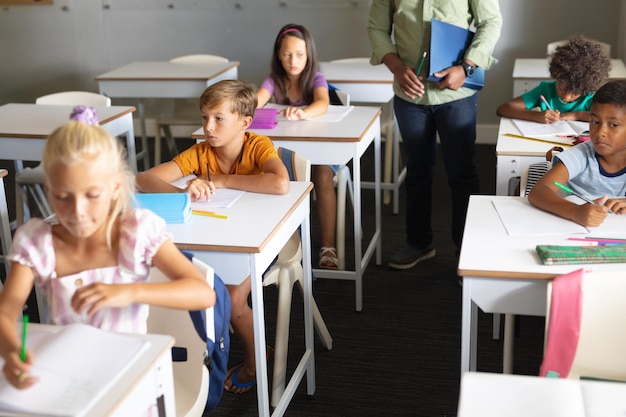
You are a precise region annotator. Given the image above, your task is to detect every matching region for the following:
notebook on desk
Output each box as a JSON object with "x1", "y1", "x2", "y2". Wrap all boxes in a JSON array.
[
  {"x1": 512, "y1": 118, "x2": 589, "y2": 138},
  {"x1": 134, "y1": 192, "x2": 192, "y2": 223},
  {"x1": 0, "y1": 323, "x2": 150, "y2": 417},
  {"x1": 427, "y1": 19, "x2": 485, "y2": 90}
]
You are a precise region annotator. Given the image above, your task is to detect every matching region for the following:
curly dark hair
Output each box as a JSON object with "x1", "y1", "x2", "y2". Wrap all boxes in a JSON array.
[{"x1": 549, "y1": 35, "x2": 611, "y2": 95}]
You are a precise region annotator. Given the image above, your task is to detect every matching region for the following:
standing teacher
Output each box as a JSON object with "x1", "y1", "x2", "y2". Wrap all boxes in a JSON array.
[{"x1": 368, "y1": 0, "x2": 502, "y2": 269}]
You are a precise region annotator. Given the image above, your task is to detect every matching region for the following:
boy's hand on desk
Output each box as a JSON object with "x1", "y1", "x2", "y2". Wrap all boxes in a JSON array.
[{"x1": 187, "y1": 178, "x2": 215, "y2": 202}]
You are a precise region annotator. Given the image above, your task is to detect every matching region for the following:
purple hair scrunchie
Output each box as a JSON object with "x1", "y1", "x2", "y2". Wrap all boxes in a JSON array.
[{"x1": 70, "y1": 105, "x2": 99, "y2": 125}]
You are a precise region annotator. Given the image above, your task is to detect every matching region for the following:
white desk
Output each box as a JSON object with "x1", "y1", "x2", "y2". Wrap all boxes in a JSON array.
[
  {"x1": 194, "y1": 106, "x2": 383, "y2": 312},
  {"x1": 458, "y1": 195, "x2": 626, "y2": 374},
  {"x1": 320, "y1": 60, "x2": 405, "y2": 213},
  {"x1": 2, "y1": 323, "x2": 175, "y2": 417},
  {"x1": 0, "y1": 103, "x2": 137, "y2": 172},
  {"x1": 96, "y1": 60, "x2": 239, "y2": 169},
  {"x1": 167, "y1": 181, "x2": 314, "y2": 417},
  {"x1": 512, "y1": 58, "x2": 626, "y2": 96},
  {"x1": 495, "y1": 117, "x2": 569, "y2": 195},
  {"x1": 458, "y1": 372, "x2": 626, "y2": 417}
]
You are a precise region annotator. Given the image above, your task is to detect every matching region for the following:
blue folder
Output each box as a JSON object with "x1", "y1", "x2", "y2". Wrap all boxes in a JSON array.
[
  {"x1": 427, "y1": 19, "x2": 485, "y2": 90},
  {"x1": 134, "y1": 193, "x2": 191, "y2": 223}
]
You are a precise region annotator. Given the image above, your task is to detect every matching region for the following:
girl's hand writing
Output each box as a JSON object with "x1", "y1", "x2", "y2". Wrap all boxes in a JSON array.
[{"x1": 2, "y1": 350, "x2": 38, "y2": 389}]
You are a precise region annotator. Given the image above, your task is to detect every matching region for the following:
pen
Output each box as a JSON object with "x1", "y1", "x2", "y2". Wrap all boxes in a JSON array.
[
  {"x1": 192, "y1": 209, "x2": 228, "y2": 219},
  {"x1": 20, "y1": 314, "x2": 28, "y2": 362},
  {"x1": 540, "y1": 95, "x2": 553, "y2": 111},
  {"x1": 416, "y1": 51, "x2": 427, "y2": 76},
  {"x1": 553, "y1": 181, "x2": 613, "y2": 213}
]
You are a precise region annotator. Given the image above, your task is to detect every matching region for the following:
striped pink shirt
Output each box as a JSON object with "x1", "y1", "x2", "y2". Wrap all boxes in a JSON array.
[{"x1": 8, "y1": 209, "x2": 169, "y2": 334}]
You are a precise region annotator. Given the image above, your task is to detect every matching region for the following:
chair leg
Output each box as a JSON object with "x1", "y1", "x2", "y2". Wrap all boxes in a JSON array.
[
  {"x1": 296, "y1": 278, "x2": 333, "y2": 350},
  {"x1": 154, "y1": 123, "x2": 163, "y2": 165},
  {"x1": 163, "y1": 125, "x2": 179, "y2": 158},
  {"x1": 271, "y1": 266, "x2": 297, "y2": 408},
  {"x1": 335, "y1": 166, "x2": 350, "y2": 270}
]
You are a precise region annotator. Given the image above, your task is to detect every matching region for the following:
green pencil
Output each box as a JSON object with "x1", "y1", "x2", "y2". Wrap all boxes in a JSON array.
[
  {"x1": 20, "y1": 314, "x2": 29, "y2": 362},
  {"x1": 416, "y1": 51, "x2": 427, "y2": 76}
]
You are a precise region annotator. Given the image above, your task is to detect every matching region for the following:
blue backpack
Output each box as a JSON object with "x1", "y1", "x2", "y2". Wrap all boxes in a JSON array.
[{"x1": 182, "y1": 251, "x2": 232, "y2": 412}]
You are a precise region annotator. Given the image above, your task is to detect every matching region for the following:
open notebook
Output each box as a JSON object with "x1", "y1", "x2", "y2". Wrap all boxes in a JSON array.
[
  {"x1": 0, "y1": 323, "x2": 150, "y2": 417},
  {"x1": 170, "y1": 175, "x2": 245, "y2": 209},
  {"x1": 512, "y1": 118, "x2": 589, "y2": 138}
]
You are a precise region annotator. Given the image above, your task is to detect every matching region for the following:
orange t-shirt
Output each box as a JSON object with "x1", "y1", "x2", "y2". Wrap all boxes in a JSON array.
[{"x1": 172, "y1": 132, "x2": 278, "y2": 177}]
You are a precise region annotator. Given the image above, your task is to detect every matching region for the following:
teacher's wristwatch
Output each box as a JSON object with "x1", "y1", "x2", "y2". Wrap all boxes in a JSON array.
[{"x1": 458, "y1": 60, "x2": 476, "y2": 78}]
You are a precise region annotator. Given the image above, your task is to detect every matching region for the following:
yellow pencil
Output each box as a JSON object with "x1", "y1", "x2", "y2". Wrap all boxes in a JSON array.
[
  {"x1": 192, "y1": 209, "x2": 228, "y2": 219},
  {"x1": 503, "y1": 133, "x2": 574, "y2": 147}
]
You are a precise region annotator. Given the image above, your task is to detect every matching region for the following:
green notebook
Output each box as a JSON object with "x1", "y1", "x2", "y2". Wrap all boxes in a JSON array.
[{"x1": 536, "y1": 244, "x2": 626, "y2": 265}]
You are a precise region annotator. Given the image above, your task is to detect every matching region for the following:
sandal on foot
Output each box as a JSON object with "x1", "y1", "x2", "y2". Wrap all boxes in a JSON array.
[
  {"x1": 319, "y1": 247, "x2": 339, "y2": 270},
  {"x1": 224, "y1": 363, "x2": 256, "y2": 394}
]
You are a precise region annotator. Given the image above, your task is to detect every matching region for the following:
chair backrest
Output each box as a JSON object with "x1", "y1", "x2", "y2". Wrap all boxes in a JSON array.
[
  {"x1": 520, "y1": 161, "x2": 551, "y2": 197},
  {"x1": 540, "y1": 268, "x2": 626, "y2": 381},
  {"x1": 35, "y1": 91, "x2": 111, "y2": 107},
  {"x1": 170, "y1": 54, "x2": 229, "y2": 64},
  {"x1": 547, "y1": 40, "x2": 611, "y2": 58},
  {"x1": 147, "y1": 259, "x2": 215, "y2": 417},
  {"x1": 277, "y1": 147, "x2": 311, "y2": 183}
]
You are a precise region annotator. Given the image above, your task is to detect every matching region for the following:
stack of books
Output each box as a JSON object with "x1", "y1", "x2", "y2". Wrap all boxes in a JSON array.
[{"x1": 134, "y1": 193, "x2": 191, "y2": 223}]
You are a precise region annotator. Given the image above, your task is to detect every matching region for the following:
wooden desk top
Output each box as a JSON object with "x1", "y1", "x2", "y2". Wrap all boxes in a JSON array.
[
  {"x1": 95, "y1": 60, "x2": 240, "y2": 81},
  {"x1": 458, "y1": 195, "x2": 626, "y2": 280},
  {"x1": 513, "y1": 58, "x2": 626, "y2": 79},
  {"x1": 0, "y1": 103, "x2": 135, "y2": 138},
  {"x1": 167, "y1": 181, "x2": 312, "y2": 253}
]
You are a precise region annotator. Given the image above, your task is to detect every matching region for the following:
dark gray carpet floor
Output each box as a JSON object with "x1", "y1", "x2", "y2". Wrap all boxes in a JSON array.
[{"x1": 0, "y1": 142, "x2": 546, "y2": 417}]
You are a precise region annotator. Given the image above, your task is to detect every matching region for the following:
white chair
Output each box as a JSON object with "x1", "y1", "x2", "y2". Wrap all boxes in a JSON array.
[
  {"x1": 148, "y1": 258, "x2": 214, "y2": 417},
  {"x1": 540, "y1": 268, "x2": 626, "y2": 381},
  {"x1": 547, "y1": 40, "x2": 611, "y2": 58},
  {"x1": 154, "y1": 54, "x2": 229, "y2": 163},
  {"x1": 264, "y1": 147, "x2": 333, "y2": 407},
  {"x1": 15, "y1": 91, "x2": 112, "y2": 225}
]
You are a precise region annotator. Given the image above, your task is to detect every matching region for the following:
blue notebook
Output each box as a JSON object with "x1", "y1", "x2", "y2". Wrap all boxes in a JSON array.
[
  {"x1": 427, "y1": 19, "x2": 485, "y2": 90},
  {"x1": 134, "y1": 193, "x2": 191, "y2": 223}
]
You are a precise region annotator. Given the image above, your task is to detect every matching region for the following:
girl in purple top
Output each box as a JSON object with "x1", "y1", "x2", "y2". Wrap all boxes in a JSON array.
[{"x1": 256, "y1": 24, "x2": 340, "y2": 275}]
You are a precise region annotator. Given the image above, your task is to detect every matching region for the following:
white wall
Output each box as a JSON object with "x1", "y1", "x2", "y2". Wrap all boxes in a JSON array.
[{"x1": 0, "y1": 0, "x2": 622, "y2": 141}]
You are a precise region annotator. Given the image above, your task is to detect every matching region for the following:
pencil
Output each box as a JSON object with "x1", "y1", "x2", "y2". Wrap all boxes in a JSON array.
[
  {"x1": 20, "y1": 314, "x2": 28, "y2": 362},
  {"x1": 540, "y1": 95, "x2": 553, "y2": 111},
  {"x1": 192, "y1": 209, "x2": 228, "y2": 219},
  {"x1": 416, "y1": 51, "x2": 427, "y2": 76},
  {"x1": 206, "y1": 162, "x2": 211, "y2": 181},
  {"x1": 553, "y1": 181, "x2": 613, "y2": 213}
]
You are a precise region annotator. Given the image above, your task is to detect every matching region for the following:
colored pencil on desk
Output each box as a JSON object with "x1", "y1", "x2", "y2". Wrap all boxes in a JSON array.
[
  {"x1": 503, "y1": 133, "x2": 574, "y2": 147},
  {"x1": 192, "y1": 209, "x2": 228, "y2": 219}
]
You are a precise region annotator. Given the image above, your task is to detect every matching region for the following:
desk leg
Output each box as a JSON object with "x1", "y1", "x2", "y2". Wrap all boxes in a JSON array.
[
  {"x1": 300, "y1": 213, "x2": 316, "y2": 395},
  {"x1": 461, "y1": 276, "x2": 478, "y2": 374},
  {"x1": 374, "y1": 124, "x2": 382, "y2": 267},
  {"x1": 502, "y1": 314, "x2": 515, "y2": 374},
  {"x1": 352, "y1": 146, "x2": 364, "y2": 312},
  {"x1": 250, "y1": 255, "x2": 271, "y2": 417}
]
